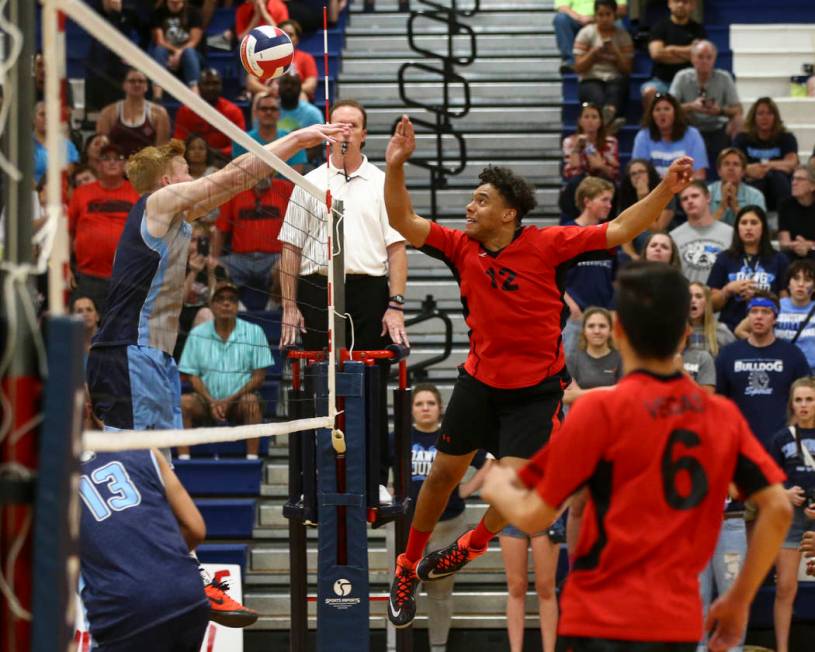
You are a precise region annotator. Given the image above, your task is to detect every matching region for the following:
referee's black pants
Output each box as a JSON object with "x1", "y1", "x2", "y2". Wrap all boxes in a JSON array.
[{"x1": 297, "y1": 273, "x2": 392, "y2": 486}]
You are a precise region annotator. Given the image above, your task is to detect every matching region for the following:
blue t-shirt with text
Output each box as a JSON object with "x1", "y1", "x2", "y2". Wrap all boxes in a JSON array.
[
  {"x1": 561, "y1": 219, "x2": 617, "y2": 311},
  {"x1": 770, "y1": 426, "x2": 815, "y2": 491},
  {"x1": 631, "y1": 126, "x2": 709, "y2": 177},
  {"x1": 775, "y1": 297, "x2": 815, "y2": 372}
]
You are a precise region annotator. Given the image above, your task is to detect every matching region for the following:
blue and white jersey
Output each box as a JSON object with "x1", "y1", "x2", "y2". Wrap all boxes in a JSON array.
[
  {"x1": 93, "y1": 194, "x2": 192, "y2": 355},
  {"x1": 79, "y1": 450, "x2": 206, "y2": 644}
]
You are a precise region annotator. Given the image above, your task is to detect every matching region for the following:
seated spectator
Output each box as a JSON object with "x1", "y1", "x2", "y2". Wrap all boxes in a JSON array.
[
  {"x1": 561, "y1": 177, "x2": 617, "y2": 357},
  {"x1": 564, "y1": 307, "x2": 621, "y2": 406},
  {"x1": 173, "y1": 69, "x2": 246, "y2": 162},
  {"x1": 67, "y1": 143, "x2": 140, "y2": 314},
  {"x1": 82, "y1": 134, "x2": 110, "y2": 178},
  {"x1": 149, "y1": 0, "x2": 205, "y2": 100},
  {"x1": 688, "y1": 281, "x2": 735, "y2": 356},
  {"x1": 709, "y1": 148, "x2": 766, "y2": 226},
  {"x1": 573, "y1": 0, "x2": 633, "y2": 133},
  {"x1": 639, "y1": 231, "x2": 681, "y2": 269},
  {"x1": 778, "y1": 164, "x2": 815, "y2": 260},
  {"x1": 71, "y1": 294, "x2": 100, "y2": 357},
  {"x1": 554, "y1": 0, "x2": 627, "y2": 73},
  {"x1": 640, "y1": 0, "x2": 706, "y2": 110},
  {"x1": 183, "y1": 133, "x2": 220, "y2": 223},
  {"x1": 670, "y1": 181, "x2": 733, "y2": 283},
  {"x1": 96, "y1": 68, "x2": 171, "y2": 159},
  {"x1": 632, "y1": 93, "x2": 708, "y2": 180},
  {"x1": 617, "y1": 159, "x2": 675, "y2": 257},
  {"x1": 83, "y1": 0, "x2": 141, "y2": 111},
  {"x1": 232, "y1": 92, "x2": 307, "y2": 173},
  {"x1": 278, "y1": 20, "x2": 318, "y2": 101},
  {"x1": 33, "y1": 101, "x2": 79, "y2": 184},
  {"x1": 734, "y1": 97, "x2": 799, "y2": 211},
  {"x1": 236, "y1": 0, "x2": 288, "y2": 40},
  {"x1": 70, "y1": 165, "x2": 97, "y2": 191},
  {"x1": 769, "y1": 377, "x2": 815, "y2": 652},
  {"x1": 559, "y1": 102, "x2": 619, "y2": 221},
  {"x1": 178, "y1": 280, "x2": 273, "y2": 459},
  {"x1": 708, "y1": 206, "x2": 788, "y2": 333},
  {"x1": 670, "y1": 40, "x2": 742, "y2": 178},
  {"x1": 278, "y1": 74, "x2": 324, "y2": 166},
  {"x1": 773, "y1": 259, "x2": 815, "y2": 372},
  {"x1": 173, "y1": 222, "x2": 217, "y2": 361},
  {"x1": 212, "y1": 175, "x2": 295, "y2": 310},
  {"x1": 679, "y1": 334, "x2": 715, "y2": 391}
]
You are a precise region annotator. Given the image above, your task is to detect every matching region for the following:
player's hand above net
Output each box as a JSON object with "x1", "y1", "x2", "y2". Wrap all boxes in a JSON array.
[
  {"x1": 386, "y1": 115, "x2": 416, "y2": 167},
  {"x1": 662, "y1": 156, "x2": 695, "y2": 195}
]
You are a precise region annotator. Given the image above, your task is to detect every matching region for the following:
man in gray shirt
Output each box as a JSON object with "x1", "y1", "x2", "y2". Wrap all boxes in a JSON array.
[
  {"x1": 670, "y1": 40, "x2": 742, "y2": 178},
  {"x1": 670, "y1": 181, "x2": 734, "y2": 284}
]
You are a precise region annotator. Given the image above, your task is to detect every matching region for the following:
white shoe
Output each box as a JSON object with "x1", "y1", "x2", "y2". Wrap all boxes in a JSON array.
[{"x1": 379, "y1": 484, "x2": 393, "y2": 505}]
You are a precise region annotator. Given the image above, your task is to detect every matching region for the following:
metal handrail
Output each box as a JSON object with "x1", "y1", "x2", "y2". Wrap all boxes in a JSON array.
[{"x1": 403, "y1": 295, "x2": 454, "y2": 382}]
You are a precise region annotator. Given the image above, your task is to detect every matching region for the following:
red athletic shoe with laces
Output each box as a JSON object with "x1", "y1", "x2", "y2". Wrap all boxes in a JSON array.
[
  {"x1": 416, "y1": 530, "x2": 487, "y2": 582},
  {"x1": 387, "y1": 554, "x2": 420, "y2": 628},
  {"x1": 205, "y1": 579, "x2": 259, "y2": 628}
]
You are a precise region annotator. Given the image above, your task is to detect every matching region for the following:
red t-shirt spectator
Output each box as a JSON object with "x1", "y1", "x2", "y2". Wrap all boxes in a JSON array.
[
  {"x1": 216, "y1": 179, "x2": 294, "y2": 254},
  {"x1": 173, "y1": 98, "x2": 246, "y2": 157},
  {"x1": 68, "y1": 180, "x2": 140, "y2": 278},
  {"x1": 235, "y1": 0, "x2": 289, "y2": 37},
  {"x1": 290, "y1": 49, "x2": 318, "y2": 96}
]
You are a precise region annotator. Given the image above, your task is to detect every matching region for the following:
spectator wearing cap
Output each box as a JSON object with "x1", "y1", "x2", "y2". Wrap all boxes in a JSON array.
[
  {"x1": 708, "y1": 148, "x2": 767, "y2": 226},
  {"x1": 778, "y1": 164, "x2": 815, "y2": 260},
  {"x1": 232, "y1": 92, "x2": 307, "y2": 173},
  {"x1": 178, "y1": 280, "x2": 274, "y2": 460},
  {"x1": 173, "y1": 68, "x2": 246, "y2": 162},
  {"x1": 669, "y1": 40, "x2": 742, "y2": 179},
  {"x1": 67, "y1": 142, "x2": 140, "y2": 314}
]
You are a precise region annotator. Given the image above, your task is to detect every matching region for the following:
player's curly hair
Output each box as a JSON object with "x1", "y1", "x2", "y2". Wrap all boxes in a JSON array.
[
  {"x1": 478, "y1": 166, "x2": 537, "y2": 223},
  {"x1": 126, "y1": 139, "x2": 186, "y2": 194}
]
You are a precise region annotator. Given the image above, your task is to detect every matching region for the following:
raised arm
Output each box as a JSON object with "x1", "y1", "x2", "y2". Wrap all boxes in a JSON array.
[
  {"x1": 146, "y1": 123, "x2": 348, "y2": 237},
  {"x1": 605, "y1": 156, "x2": 694, "y2": 248},
  {"x1": 384, "y1": 116, "x2": 432, "y2": 248}
]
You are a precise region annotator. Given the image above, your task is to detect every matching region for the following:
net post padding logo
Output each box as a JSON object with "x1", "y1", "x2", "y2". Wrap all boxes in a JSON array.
[{"x1": 326, "y1": 578, "x2": 360, "y2": 610}]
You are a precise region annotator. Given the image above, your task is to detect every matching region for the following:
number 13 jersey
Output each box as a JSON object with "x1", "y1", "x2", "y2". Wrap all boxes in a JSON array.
[
  {"x1": 420, "y1": 221, "x2": 610, "y2": 389},
  {"x1": 518, "y1": 370, "x2": 785, "y2": 643}
]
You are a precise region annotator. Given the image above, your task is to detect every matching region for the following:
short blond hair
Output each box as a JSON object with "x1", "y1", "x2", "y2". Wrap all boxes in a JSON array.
[
  {"x1": 126, "y1": 139, "x2": 186, "y2": 194},
  {"x1": 575, "y1": 176, "x2": 614, "y2": 210}
]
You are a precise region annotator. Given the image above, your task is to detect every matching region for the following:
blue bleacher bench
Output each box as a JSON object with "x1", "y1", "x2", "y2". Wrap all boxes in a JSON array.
[
  {"x1": 195, "y1": 498, "x2": 256, "y2": 539},
  {"x1": 175, "y1": 458, "x2": 262, "y2": 495}
]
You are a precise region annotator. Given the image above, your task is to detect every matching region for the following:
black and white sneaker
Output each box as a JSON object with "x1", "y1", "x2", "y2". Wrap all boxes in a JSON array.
[{"x1": 387, "y1": 554, "x2": 419, "y2": 628}]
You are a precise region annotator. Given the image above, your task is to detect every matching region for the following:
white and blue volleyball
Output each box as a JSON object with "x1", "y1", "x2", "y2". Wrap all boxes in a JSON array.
[{"x1": 240, "y1": 26, "x2": 295, "y2": 82}]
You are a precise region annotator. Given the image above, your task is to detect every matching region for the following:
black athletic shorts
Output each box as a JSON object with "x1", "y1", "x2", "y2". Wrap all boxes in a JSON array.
[
  {"x1": 435, "y1": 367, "x2": 568, "y2": 459},
  {"x1": 559, "y1": 638, "x2": 695, "y2": 652}
]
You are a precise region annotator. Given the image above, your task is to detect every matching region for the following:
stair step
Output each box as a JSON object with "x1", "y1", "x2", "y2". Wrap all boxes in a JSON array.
[
  {"x1": 346, "y1": 10, "x2": 552, "y2": 32},
  {"x1": 343, "y1": 56, "x2": 559, "y2": 80},
  {"x1": 363, "y1": 106, "x2": 561, "y2": 131},
  {"x1": 343, "y1": 33, "x2": 555, "y2": 55},
  {"x1": 341, "y1": 80, "x2": 560, "y2": 104}
]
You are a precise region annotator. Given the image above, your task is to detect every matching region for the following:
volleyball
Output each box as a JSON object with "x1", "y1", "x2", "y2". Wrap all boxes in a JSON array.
[{"x1": 239, "y1": 26, "x2": 295, "y2": 82}]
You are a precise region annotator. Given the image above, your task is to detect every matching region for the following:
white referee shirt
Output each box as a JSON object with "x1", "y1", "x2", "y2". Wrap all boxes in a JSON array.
[{"x1": 278, "y1": 156, "x2": 405, "y2": 276}]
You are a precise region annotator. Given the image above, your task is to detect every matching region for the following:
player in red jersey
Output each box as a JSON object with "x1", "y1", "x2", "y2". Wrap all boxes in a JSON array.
[
  {"x1": 383, "y1": 115, "x2": 695, "y2": 628},
  {"x1": 482, "y1": 262, "x2": 792, "y2": 652}
]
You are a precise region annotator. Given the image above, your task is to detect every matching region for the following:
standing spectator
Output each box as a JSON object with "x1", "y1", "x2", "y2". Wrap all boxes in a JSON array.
[
  {"x1": 709, "y1": 148, "x2": 767, "y2": 226},
  {"x1": 232, "y1": 92, "x2": 307, "y2": 173},
  {"x1": 680, "y1": 338, "x2": 715, "y2": 391},
  {"x1": 212, "y1": 176, "x2": 294, "y2": 311},
  {"x1": 174, "y1": 69, "x2": 247, "y2": 162},
  {"x1": 633, "y1": 93, "x2": 708, "y2": 180},
  {"x1": 641, "y1": 0, "x2": 706, "y2": 110},
  {"x1": 391, "y1": 384, "x2": 489, "y2": 652},
  {"x1": 149, "y1": 0, "x2": 205, "y2": 100},
  {"x1": 688, "y1": 281, "x2": 735, "y2": 357},
  {"x1": 68, "y1": 143, "x2": 140, "y2": 314},
  {"x1": 278, "y1": 99, "x2": 408, "y2": 351},
  {"x1": 82, "y1": 134, "x2": 110, "y2": 179},
  {"x1": 96, "y1": 68, "x2": 171, "y2": 159},
  {"x1": 778, "y1": 164, "x2": 815, "y2": 260},
  {"x1": 178, "y1": 280, "x2": 273, "y2": 459},
  {"x1": 769, "y1": 377, "x2": 815, "y2": 652},
  {"x1": 670, "y1": 181, "x2": 733, "y2": 283},
  {"x1": 554, "y1": 0, "x2": 627, "y2": 73},
  {"x1": 708, "y1": 206, "x2": 789, "y2": 333},
  {"x1": 560, "y1": 102, "x2": 619, "y2": 220},
  {"x1": 561, "y1": 177, "x2": 617, "y2": 358},
  {"x1": 670, "y1": 40, "x2": 742, "y2": 178},
  {"x1": 564, "y1": 307, "x2": 621, "y2": 406},
  {"x1": 734, "y1": 97, "x2": 799, "y2": 211},
  {"x1": 715, "y1": 291, "x2": 810, "y2": 450},
  {"x1": 774, "y1": 260, "x2": 815, "y2": 372},
  {"x1": 573, "y1": 0, "x2": 633, "y2": 133},
  {"x1": 33, "y1": 101, "x2": 79, "y2": 184},
  {"x1": 640, "y1": 231, "x2": 681, "y2": 269},
  {"x1": 617, "y1": 159, "x2": 675, "y2": 257},
  {"x1": 279, "y1": 20, "x2": 318, "y2": 101}
]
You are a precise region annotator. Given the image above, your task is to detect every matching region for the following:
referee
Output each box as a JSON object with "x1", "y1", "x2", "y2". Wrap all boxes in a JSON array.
[{"x1": 278, "y1": 99, "x2": 409, "y2": 352}]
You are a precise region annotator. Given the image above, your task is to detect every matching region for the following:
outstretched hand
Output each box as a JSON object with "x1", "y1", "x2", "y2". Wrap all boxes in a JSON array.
[
  {"x1": 386, "y1": 115, "x2": 416, "y2": 167},
  {"x1": 297, "y1": 122, "x2": 351, "y2": 149},
  {"x1": 662, "y1": 156, "x2": 695, "y2": 194}
]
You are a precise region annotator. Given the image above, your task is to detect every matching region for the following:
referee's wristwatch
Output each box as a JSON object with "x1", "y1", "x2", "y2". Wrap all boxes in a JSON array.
[{"x1": 388, "y1": 294, "x2": 405, "y2": 311}]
